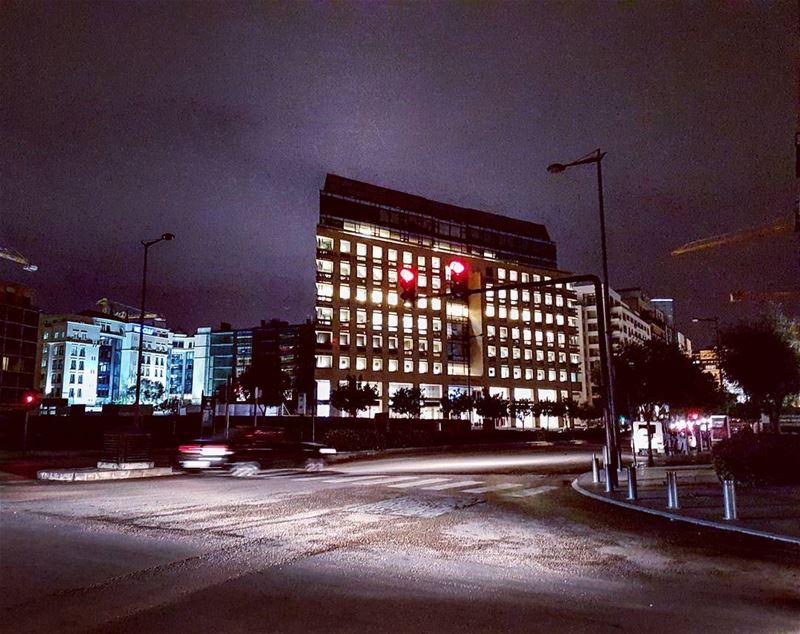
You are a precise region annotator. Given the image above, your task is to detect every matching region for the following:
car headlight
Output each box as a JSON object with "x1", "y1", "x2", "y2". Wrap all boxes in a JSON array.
[{"x1": 318, "y1": 448, "x2": 337, "y2": 455}]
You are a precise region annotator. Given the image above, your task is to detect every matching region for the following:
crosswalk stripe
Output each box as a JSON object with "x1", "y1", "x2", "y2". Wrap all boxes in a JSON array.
[
  {"x1": 503, "y1": 486, "x2": 557, "y2": 498},
  {"x1": 388, "y1": 477, "x2": 451, "y2": 489},
  {"x1": 422, "y1": 480, "x2": 483, "y2": 491},
  {"x1": 320, "y1": 475, "x2": 392, "y2": 483},
  {"x1": 460, "y1": 483, "x2": 524, "y2": 494},
  {"x1": 350, "y1": 475, "x2": 420, "y2": 486}
]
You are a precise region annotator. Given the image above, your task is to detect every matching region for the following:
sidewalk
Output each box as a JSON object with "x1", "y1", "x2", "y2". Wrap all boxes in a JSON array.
[{"x1": 573, "y1": 464, "x2": 800, "y2": 546}]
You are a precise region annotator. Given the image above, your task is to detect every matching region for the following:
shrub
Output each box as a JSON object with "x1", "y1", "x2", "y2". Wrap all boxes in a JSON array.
[
  {"x1": 712, "y1": 429, "x2": 800, "y2": 486},
  {"x1": 321, "y1": 428, "x2": 386, "y2": 452}
]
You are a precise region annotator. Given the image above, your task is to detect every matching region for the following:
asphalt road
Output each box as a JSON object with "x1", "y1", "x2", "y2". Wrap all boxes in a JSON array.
[{"x1": 2, "y1": 447, "x2": 799, "y2": 634}]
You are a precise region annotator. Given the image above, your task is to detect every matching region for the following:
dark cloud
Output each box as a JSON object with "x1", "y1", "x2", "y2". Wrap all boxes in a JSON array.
[{"x1": 1, "y1": 1, "x2": 796, "y2": 345}]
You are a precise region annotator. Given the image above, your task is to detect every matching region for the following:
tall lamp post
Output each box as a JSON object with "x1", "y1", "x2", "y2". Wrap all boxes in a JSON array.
[
  {"x1": 548, "y1": 149, "x2": 619, "y2": 481},
  {"x1": 691, "y1": 316, "x2": 724, "y2": 391},
  {"x1": 134, "y1": 233, "x2": 175, "y2": 427}
]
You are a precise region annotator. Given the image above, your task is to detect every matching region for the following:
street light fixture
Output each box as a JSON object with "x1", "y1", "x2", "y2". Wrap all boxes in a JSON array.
[
  {"x1": 548, "y1": 148, "x2": 619, "y2": 484},
  {"x1": 134, "y1": 232, "x2": 175, "y2": 427}
]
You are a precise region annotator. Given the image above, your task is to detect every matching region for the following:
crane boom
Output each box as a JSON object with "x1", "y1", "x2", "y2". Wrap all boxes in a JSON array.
[
  {"x1": 671, "y1": 217, "x2": 794, "y2": 256},
  {"x1": 729, "y1": 290, "x2": 800, "y2": 303},
  {"x1": 0, "y1": 246, "x2": 37, "y2": 272}
]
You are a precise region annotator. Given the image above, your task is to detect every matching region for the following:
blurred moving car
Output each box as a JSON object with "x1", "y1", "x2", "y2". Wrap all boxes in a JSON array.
[{"x1": 178, "y1": 428, "x2": 337, "y2": 476}]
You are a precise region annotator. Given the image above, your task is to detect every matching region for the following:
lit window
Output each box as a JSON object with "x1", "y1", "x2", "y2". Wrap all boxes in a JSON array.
[
  {"x1": 389, "y1": 359, "x2": 399, "y2": 372},
  {"x1": 372, "y1": 311, "x2": 383, "y2": 327},
  {"x1": 373, "y1": 358, "x2": 383, "y2": 371},
  {"x1": 431, "y1": 276, "x2": 441, "y2": 290},
  {"x1": 339, "y1": 357, "x2": 350, "y2": 370},
  {"x1": 523, "y1": 329, "x2": 532, "y2": 343},
  {"x1": 388, "y1": 313, "x2": 399, "y2": 328},
  {"x1": 371, "y1": 290, "x2": 383, "y2": 304},
  {"x1": 559, "y1": 370, "x2": 568, "y2": 382},
  {"x1": 548, "y1": 351, "x2": 555, "y2": 362},
  {"x1": 513, "y1": 348, "x2": 521, "y2": 360},
  {"x1": 403, "y1": 314, "x2": 413, "y2": 330},
  {"x1": 339, "y1": 286, "x2": 351, "y2": 300},
  {"x1": 316, "y1": 259, "x2": 334, "y2": 274},
  {"x1": 525, "y1": 368, "x2": 533, "y2": 380},
  {"x1": 316, "y1": 282, "x2": 334, "y2": 298},
  {"x1": 521, "y1": 272, "x2": 529, "y2": 283},
  {"x1": 499, "y1": 327, "x2": 508, "y2": 340},
  {"x1": 556, "y1": 295, "x2": 564, "y2": 307},
  {"x1": 356, "y1": 357, "x2": 367, "y2": 370},
  {"x1": 373, "y1": 245, "x2": 383, "y2": 259},
  {"x1": 509, "y1": 270, "x2": 518, "y2": 282},
  {"x1": 537, "y1": 369, "x2": 545, "y2": 380},
  {"x1": 545, "y1": 293, "x2": 553, "y2": 306},
  {"x1": 499, "y1": 306, "x2": 508, "y2": 319},
  {"x1": 340, "y1": 261, "x2": 351, "y2": 277},
  {"x1": 534, "y1": 292, "x2": 541, "y2": 304},
  {"x1": 486, "y1": 325, "x2": 496, "y2": 338},
  {"x1": 498, "y1": 268, "x2": 506, "y2": 280},
  {"x1": 417, "y1": 316, "x2": 428, "y2": 332},
  {"x1": 419, "y1": 361, "x2": 428, "y2": 373},
  {"x1": 357, "y1": 264, "x2": 367, "y2": 278},
  {"x1": 522, "y1": 309, "x2": 531, "y2": 322},
  {"x1": 500, "y1": 347, "x2": 509, "y2": 359},
  {"x1": 431, "y1": 298, "x2": 441, "y2": 311},
  {"x1": 373, "y1": 267, "x2": 383, "y2": 281},
  {"x1": 317, "y1": 236, "x2": 334, "y2": 250},
  {"x1": 418, "y1": 339, "x2": 428, "y2": 352},
  {"x1": 388, "y1": 291, "x2": 398, "y2": 306},
  {"x1": 432, "y1": 257, "x2": 440, "y2": 270},
  {"x1": 432, "y1": 318, "x2": 442, "y2": 332},
  {"x1": 432, "y1": 340, "x2": 442, "y2": 354},
  {"x1": 488, "y1": 367, "x2": 496, "y2": 378},
  {"x1": 357, "y1": 309, "x2": 367, "y2": 324},
  {"x1": 433, "y1": 362, "x2": 443, "y2": 375},
  {"x1": 388, "y1": 249, "x2": 398, "y2": 262},
  {"x1": 404, "y1": 359, "x2": 414, "y2": 372},
  {"x1": 488, "y1": 346, "x2": 496, "y2": 358},
  {"x1": 535, "y1": 331, "x2": 544, "y2": 343},
  {"x1": 486, "y1": 305, "x2": 496, "y2": 318},
  {"x1": 388, "y1": 336, "x2": 398, "y2": 350},
  {"x1": 558, "y1": 333, "x2": 566, "y2": 346},
  {"x1": 545, "y1": 313, "x2": 553, "y2": 324},
  {"x1": 341, "y1": 240, "x2": 351, "y2": 253},
  {"x1": 535, "y1": 311, "x2": 543, "y2": 323},
  {"x1": 498, "y1": 289, "x2": 507, "y2": 301},
  {"x1": 403, "y1": 251, "x2": 413, "y2": 264},
  {"x1": 548, "y1": 369, "x2": 556, "y2": 381},
  {"x1": 316, "y1": 355, "x2": 333, "y2": 368},
  {"x1": 356, "y1": 333, "x2": 367, "y2": 347},
  {"x1": 522, "y1": 290, "x2": 530, "y2": 303},
  {"x1": 339, "y1": 308, "x2": 351, "y2": 323},
  {"x1": 546, "y1": 331, "x2": 555, "y2": 344},
  {"x1": 388, "y1": 269, "x2": 398, "y2": 284},
  {"x1": 356, "y1": 287, "x2": 367, "y2": 302},
  {"x1": 317, "y1": 306, "x2": 333, "y2": 323},
  {"x1": 357, "y1": 243, "x2": 367, "y2": 256},
  {"x1": 418, "y1": 274, "x2": 427, "y2": 288},
  {"x1": 524, "y1": 349, "x2": 532, "y2": 360},
  {"x1": 513, "y1": 367, "x2": 522, "y2": 379},
  {"x1": 316, "y1": 331, "x2": 332, "y2": 345},
  {"x1": 404, "y1": 338, "x2": 413, "y2": 351},
  {"x1": 501, "y1": 367, "x2": 510, "y2": 378},
  {"x1": 510, "y1": 308, "x2": 519, "y2": 320},
  {"x1": 418, "y1": 298, "x2": 427, "y2": 309},
  {"x1": 339, "y1": 332, "x2": 350, "y2": 346}
]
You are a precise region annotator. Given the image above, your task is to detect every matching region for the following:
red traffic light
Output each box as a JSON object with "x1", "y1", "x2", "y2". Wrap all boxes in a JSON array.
[
  {"x1": 399, "y1": 267, "x2": 416, "y2": 284},
  {"x1": 448, "y1": 259, "x2": 469, "y2": 300},
  {"x1": 449, "y1": 260, "x2": 466, "y2": 277},
  {"x1": 21, "y1": 391, "x2": 40, "y2": 410}
]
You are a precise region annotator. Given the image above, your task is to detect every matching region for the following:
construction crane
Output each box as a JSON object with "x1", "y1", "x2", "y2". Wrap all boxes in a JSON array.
[
  {"x1": 0, "y1": 246, "x2": 37, "y2": 272},
  {"x1": 671, "y1": 214, "x2": 797, "y2": 257},
  {"x1": 729, "y1": 290, "x2": 800, "y2": 303}
]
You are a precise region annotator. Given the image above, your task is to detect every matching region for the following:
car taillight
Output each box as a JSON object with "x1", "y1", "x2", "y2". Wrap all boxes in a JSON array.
[
  {"x1": 179, "y1": 445, "x2": 202, "y2": 454},
  {"x1": 201, "y1": 445, "x2": 231, "y2": 456}
]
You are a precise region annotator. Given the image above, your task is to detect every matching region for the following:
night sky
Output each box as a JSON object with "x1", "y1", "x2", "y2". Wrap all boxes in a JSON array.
[{"x1": 1, "y1": 1, "x2": 796, "y2": 346}]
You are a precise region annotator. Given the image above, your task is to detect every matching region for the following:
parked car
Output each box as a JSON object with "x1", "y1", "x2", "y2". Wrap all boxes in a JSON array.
[
  {"x1": 631, "y1": 420, "x2": 665, "y2": 455},
  {"x1": 177, "y1": 429, "x2": 337, "y2": 476}
]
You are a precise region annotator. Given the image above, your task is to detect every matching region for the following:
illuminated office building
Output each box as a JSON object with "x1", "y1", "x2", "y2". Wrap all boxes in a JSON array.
[{"x1": 313, "y1": 174, "x2": 582, "y2": 428}]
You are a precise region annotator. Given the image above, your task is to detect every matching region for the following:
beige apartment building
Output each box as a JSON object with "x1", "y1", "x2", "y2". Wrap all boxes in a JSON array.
[{"x1": 312, "y1": 175, "x2": 582, "y2": 429}]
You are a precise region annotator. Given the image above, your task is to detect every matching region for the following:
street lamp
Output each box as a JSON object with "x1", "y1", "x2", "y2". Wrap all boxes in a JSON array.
[
  {"x1": 692, "y1": 316, "x2": 724, "y2": 391},
  {"x1": 548, "y1": 148, "x2": 619, "y2": 482},
  {"x1": 134, "y1": 233, "x2": 175, "y2": 426}
]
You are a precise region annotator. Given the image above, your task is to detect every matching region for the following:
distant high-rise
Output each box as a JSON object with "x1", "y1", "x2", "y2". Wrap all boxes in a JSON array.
[{"x1": 0, "y1": 281, "x2": 40, "y2": 410}]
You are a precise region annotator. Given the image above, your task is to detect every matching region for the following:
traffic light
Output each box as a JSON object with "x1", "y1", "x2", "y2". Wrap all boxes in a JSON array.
[
  {"x1": 448, "y1": 259, "x2": 469, "y2": 300},
  {"x1": 21, "y1": 391, "x2": 40, "y2": 410},
  {"x1": 398, "y1": 266, "x2": 417, "y2": 305}
]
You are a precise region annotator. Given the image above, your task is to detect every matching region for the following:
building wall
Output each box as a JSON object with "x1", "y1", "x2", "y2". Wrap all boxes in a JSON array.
[
  {"x1": 0, "y1": 282, "x2": 40, "y2": 409},
  {"x1": 312, "y1": 175, "x2": 581, "y2": 428}
]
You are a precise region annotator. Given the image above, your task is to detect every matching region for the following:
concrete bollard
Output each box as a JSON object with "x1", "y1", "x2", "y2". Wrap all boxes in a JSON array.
[
  {"x1": 626, "y1": 465, "x2": 638, "y2": 501},
  {"x1": 723, "y1": 479, "x2": 737, "y2": 520},
  {"x1": 592, "y1": 453, "x2": 601, "y2": 484},
  {"x1": 666, "y1": 470, "x2": 680, "y2": 509}
]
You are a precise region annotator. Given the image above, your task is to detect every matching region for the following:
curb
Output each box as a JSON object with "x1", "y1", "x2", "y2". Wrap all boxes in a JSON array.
[
  {"x1": 37, "y1": 467, "x2": 176, "y2": 483},
  {"x1": 571, "y1": 474, "x2": 800, "y2": 547}
]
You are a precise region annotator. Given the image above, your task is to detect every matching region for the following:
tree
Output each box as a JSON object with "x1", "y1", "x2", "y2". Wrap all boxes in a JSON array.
[
  {"x1": 614, "y1": 339, "x2": 722, "y2": 465},
  {"x1": 508, "y1": 399, "x2": 532, "y2": 428},
  {"x1": 330, "y1": 375, "x2": 379, "y2": 417},
  {"x1": 440, "y1": 390, "x2": 474, "y2": 420},
  {"x1": 474, "y1": 387, "x2": 507, "y2": 431},
  {"x1": 126, "y1": 379, "x2": 164, "y2": 405},
  {"x1": 238, "y1": 358, "x2": 290, "y2": 409},
  {"x1": 722, "y1": 319, "x2": 800, "y2": 433},
  {"x1": 390, "y1": 387, "x2": 424, "y2": 418}
]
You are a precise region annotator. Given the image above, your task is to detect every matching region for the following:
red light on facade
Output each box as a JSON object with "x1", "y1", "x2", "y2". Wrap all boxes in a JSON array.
[{"x1": 24, "y1": 394, "x2": 34, "y2": 404}]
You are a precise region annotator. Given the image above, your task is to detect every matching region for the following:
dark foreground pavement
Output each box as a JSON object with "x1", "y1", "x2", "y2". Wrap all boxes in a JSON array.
[{"x1": 2, "y1": 448, "x2": 799, "y2": 633}]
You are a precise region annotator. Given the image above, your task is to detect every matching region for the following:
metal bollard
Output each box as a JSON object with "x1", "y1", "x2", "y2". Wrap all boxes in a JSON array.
[
  {"x1": 626, "y1": 465, "x2": 638, "y2": 500},
  {"x1": 592, "y1": 453, "x2": 601, "y2": 484},
  {"x1": 723, "y1": 479, "x2": 737, "y2": 520},
  {"x1": 666, "y1": 470, "x2": 680, "y2": 509}
]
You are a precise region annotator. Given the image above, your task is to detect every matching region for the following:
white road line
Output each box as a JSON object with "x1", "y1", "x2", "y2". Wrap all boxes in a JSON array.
[
  {"x1": 350, "y1": 476, "x2": 421, "y2": 486},
  {"x1": 503, "y1": 485, "x2": 558, "y2": 498},
  {"x1": 320, "y1": 475, "x2": 393, "y2": 483},
  {"x1": 460, "y1": 483, "x2": 524, "y2": 494},
  {"x1": 388, "y1": 477, "x2": 451, "y2": 489},
  {"x1": 422, "y1": 480, "x2": 484, "y2": 491}
]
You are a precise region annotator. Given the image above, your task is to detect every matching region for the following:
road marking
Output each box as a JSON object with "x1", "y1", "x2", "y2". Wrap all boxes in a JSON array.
[
  {"x1": 422, "y1": 480, "x2": 484, "y2": 491},
  {"x1": 460, "y1": 483, "x2": 524, "y2": 494},
  {"x1": 388, "y1": 477, "x2": 451, "y2": 489},
  {"x1": 320, "y1": 475, "x2": 393, "y2": 483},
  {"x1": 350, "y1": 476, "x2": 421, "y2": 486},
  {"x1": 503, "y1": 485, "x2": 558, "y2": 498}
]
